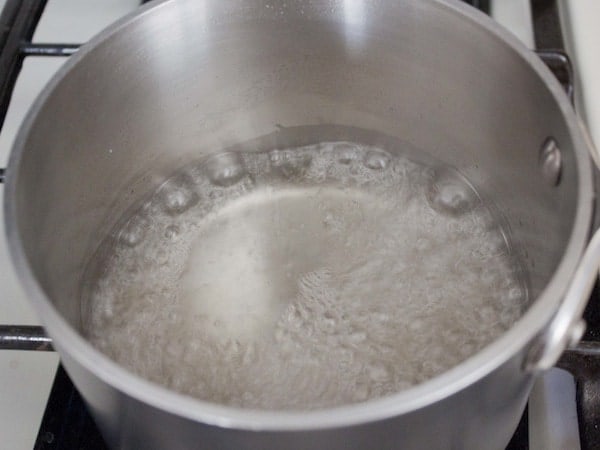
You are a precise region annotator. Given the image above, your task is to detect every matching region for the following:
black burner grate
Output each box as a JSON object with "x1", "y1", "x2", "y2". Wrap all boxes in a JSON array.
[
  {"x1": 461, "y1": 0, "x2": 491, "y2": 13},
  {"x1": 35, "y1": 366, "x2": 107, "y2": 450}
]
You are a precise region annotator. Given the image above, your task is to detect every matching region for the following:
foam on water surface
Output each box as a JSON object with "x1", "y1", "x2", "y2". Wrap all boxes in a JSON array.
[{"x1": 83, "y1": 141, "x2": 527, "y2": 410}]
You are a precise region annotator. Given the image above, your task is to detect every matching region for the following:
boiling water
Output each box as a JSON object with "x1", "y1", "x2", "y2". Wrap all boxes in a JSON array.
[{"x1": 83, "y1": 142, "x2": 527, "y2": 410}]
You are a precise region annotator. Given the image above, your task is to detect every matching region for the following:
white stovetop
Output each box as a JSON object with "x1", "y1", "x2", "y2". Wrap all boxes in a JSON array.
[
  {"x1": 0, "y1": 1, "x2": 598, "y2": 449},
  {"x1": 561, "y1": 1, "x2": 600, "y2": 151}
]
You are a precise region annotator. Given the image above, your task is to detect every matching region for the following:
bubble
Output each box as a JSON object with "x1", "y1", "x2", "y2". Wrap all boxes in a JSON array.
[
  {"x1": 334, "y1": 142, "x2": 360, "y2": 164},
  {"x1": 426, "y1": 168, "x2": 480, "y2": 216},
  {"x1": 164, "y1": 224, "x2": 180, "y2": 240},
  {"x1": 159, "y1": 176, "x2": 199, "y2": 216},
  {"x1": 204, "y1": 152, "x2": 248, "y2": 187},
  {"x1": 508, "y1": 287, "x2": 523, "y2": 302},
  {"x1": 500, "y1": 285, "x2": 525, "y2": 307},
  {"x1": 165, "y1": 190, "x2": 196, "y2": 214},
  {"x1": 364, "y1": 149, "x2": 390, "y2": 170},
  {"x1": 269, "y1": 149, "x2": 284, "y2": 164},
  {"x1": 118, "y1": 216, "x2": 147, "y2": 247},
  {"x1": 477, "y1": 235, "x2": 507, "y2": 257},
  {"x1": 269, "y1": 149, "x2": 312, "y2": 178}
]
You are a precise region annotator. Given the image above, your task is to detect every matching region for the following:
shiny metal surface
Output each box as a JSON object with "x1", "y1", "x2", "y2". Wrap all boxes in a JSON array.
[
  {"x1": 525, "y1": 228, "x2": 600, "y2": 372},
  {"x1": 0, "y1": 325, "x2": 52, "y2": 351},
  {"x1": 538, "y1": 137, "x2": 562, "y2": 186},
  {"x1": 3, "y1": 0, "x2": 596, "y2": 448}
]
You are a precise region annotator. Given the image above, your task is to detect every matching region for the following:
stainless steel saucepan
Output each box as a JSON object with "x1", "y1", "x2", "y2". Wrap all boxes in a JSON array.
[{"x1": 3, "y1": 0, "x2": 600, "y2": 448}]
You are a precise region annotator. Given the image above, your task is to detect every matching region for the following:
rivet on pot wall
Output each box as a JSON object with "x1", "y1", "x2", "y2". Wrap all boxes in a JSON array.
[{"x1": 539, "y1": 137, "x2": 562, "y2": 186}]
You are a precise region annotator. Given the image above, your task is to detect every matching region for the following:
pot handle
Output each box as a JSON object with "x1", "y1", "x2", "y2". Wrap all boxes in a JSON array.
[
  {"x1": 524, "y1": 230, "x2": 600, "y2": 372},
  {"x1": 525, "y1": 123, "x2": 600, "y2": 372}
]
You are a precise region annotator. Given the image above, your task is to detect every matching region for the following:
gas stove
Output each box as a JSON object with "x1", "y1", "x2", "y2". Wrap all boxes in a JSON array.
[{"x1": 0, "y1": 1, "x2": 598, "y2": 449}]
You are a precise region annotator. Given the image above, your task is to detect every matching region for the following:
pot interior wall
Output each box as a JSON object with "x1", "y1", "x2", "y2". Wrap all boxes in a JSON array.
[{"x1": 13, "y1": 0, "x2": 579, "y2": 330}]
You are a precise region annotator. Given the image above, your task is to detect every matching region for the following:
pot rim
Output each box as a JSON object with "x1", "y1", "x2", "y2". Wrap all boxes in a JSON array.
[{"x1": 4, "y1": 0, "x2": 594, "y2": 431}]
